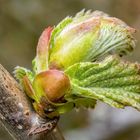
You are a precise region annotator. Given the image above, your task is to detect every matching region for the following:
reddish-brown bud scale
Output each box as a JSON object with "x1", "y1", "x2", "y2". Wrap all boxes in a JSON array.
[
  {"x1": 33, "y1": 70, "x2": 71, "y2": 102},
  {"x1": 22, "y1": 76, "x2": 36, "y2": 100}
]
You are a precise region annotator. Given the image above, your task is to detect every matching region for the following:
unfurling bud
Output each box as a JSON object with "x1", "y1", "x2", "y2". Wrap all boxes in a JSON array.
[
  {"x1": 49, "y1": 10, "x2": 136, "y2": 69},
  {"x1": 33, "y1": 70, "x2": 70, "y2": 102},
  {"x1": 14, "y1": 9, "x2": 139, "y2": 118}
]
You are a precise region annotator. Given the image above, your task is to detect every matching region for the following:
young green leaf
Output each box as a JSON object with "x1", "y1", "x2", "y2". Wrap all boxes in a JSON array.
[
  {"x1": 65, "y1": 55, "x2": 140, "y2": 110},
  {"x1": 50, "y1": 17, "x2": 73, "y2": 49},
  {"x1": 66, "y1": 96, "x2": 96, "y2": 109},
  {"x1": 49, "y1": 10, "x2": 136, "y2": 69},
  {"x1": 14, "y1": 66, "x2": 34, "y2": 83}
]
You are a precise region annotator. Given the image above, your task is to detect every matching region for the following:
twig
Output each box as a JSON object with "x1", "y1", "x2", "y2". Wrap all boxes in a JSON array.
[{"x1": 0, "y1": 64, "x2": 65, "y2": 140}]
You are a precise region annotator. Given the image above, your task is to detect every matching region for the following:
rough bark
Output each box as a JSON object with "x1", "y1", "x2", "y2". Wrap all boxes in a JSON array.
[{"x1": 0, "y1": 64, "x2": 65, "y2": 140}]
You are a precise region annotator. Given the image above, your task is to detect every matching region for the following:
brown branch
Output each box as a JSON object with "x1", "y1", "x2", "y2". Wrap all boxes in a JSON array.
[{"x1": 0, "y1": 64, "x2": 65, "y2": 140}]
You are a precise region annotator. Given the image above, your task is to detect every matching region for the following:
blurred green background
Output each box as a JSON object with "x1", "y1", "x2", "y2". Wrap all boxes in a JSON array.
[{"x1": 0, "y1": 0, "x2": 140, "y2": 140}]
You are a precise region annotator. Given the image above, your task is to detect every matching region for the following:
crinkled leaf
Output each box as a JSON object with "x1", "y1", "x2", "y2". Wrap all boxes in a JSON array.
[
  {"x1": 65, "y1": 55, "x2": 140, "y2": 110},
  {"x1": 14, "y1": 66, "x2": 34, "y2": 83},
  {"x1": 49, "y1": 10, "x2": 136, "y2": 69},
  {"x1": 50, "y1": 17, "x2": 73, "y2": 49},
  {"x1": 85, "y1": 19, "x2": 136, "y2": 61}
]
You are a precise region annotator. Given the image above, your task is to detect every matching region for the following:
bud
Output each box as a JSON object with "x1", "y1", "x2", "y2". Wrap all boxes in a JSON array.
[
  {"x1": 33, "y1": 70, "x2": 70, "y2": 102},
  {"x1": 49, "y1": 10, "x2": 136, "y2": 69}
]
